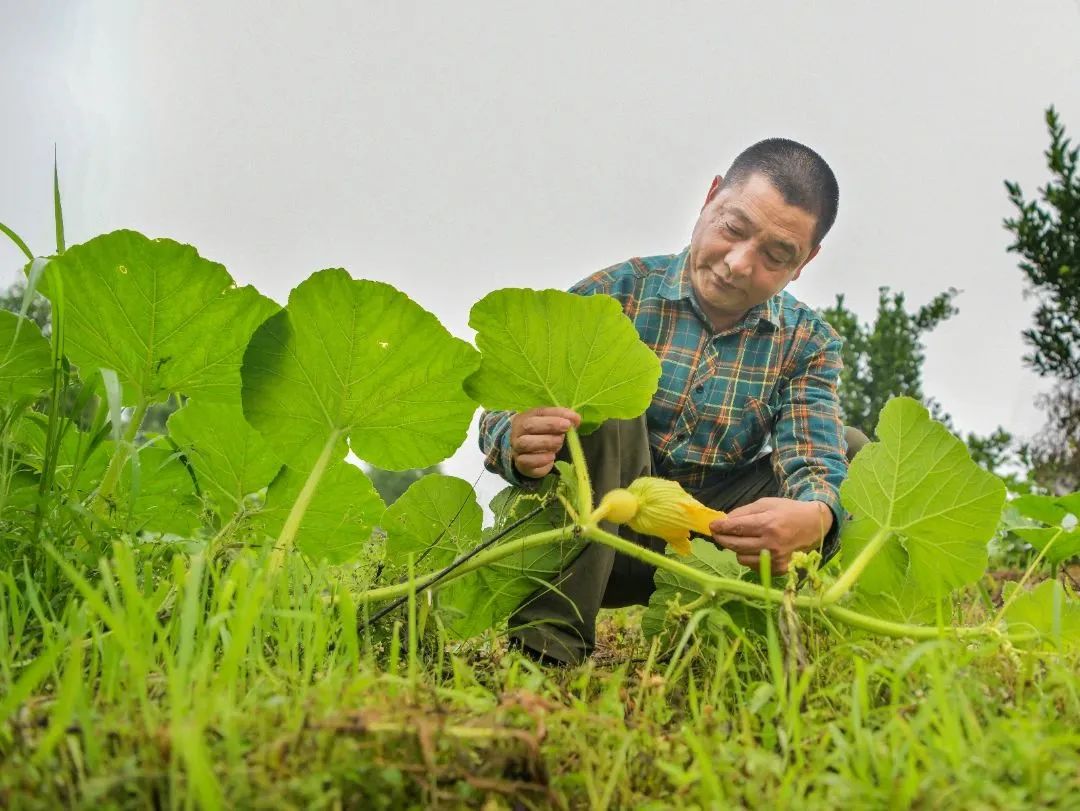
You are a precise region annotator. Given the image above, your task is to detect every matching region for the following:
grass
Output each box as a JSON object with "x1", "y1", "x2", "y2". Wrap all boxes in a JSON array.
[{"x1": 1, "y1": 540, "x2": 1078, "y2": 810}]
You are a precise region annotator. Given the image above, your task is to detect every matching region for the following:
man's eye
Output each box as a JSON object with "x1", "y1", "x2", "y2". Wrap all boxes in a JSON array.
[{"x1": 719, "y1": 221, "x2": 742, "y2": 238}]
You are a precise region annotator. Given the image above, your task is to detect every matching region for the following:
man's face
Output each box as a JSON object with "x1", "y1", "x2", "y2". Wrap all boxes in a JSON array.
[{"x1": 688, "y1": 172, "x2": 821, "y2": 328}]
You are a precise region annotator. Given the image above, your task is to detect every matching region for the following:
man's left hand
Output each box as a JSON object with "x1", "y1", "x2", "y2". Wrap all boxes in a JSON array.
[{"x1": 709, "y1": 498, "x2": 834, "y2": 574}]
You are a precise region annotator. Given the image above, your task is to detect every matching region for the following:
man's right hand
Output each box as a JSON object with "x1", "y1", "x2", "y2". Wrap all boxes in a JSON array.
[{"x1": 509, "y1": 407, "x2": 582, "y2": 479}]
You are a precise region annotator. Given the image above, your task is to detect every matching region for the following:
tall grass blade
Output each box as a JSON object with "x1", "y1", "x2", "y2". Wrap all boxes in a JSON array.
[
  {"x1": 0, "y1": 642, "x2": 62, "y2": 724},
  {"x1": 53, "y1": 147, "x2": 65, "y2": 254},
  {"x1": 0, "y1": 222, "x2": 34, "y2": 261}
]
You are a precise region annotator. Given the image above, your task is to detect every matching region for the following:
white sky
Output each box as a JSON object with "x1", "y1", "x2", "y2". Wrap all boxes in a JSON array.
[{"x1": 4, "y1": 1, "x2": 1080, "y2": 506}]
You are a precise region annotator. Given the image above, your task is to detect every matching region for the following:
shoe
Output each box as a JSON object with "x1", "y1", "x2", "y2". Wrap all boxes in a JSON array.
[{"x1": 506, "y1": 636, "x2": 576, "y2": 668}]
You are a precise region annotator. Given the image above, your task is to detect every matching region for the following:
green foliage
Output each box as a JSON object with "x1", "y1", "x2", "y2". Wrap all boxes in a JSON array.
[
  {"x1": 80, "y1": 442, "x2": 203, "y2": 536},
  {"x1": 381, "y1": 474, "x2": 482, "y2": 570},
  {"x1": 465, "y1": 288, "x2": 661, "y2": 432},
  {"x1": 241, "y1": 269, "x2": 479, "y2": 471},
  {"x1": 821, "y1": 286, "x2": 957, "y2": 438},
  {"x1": 167, "y1": 401, "x2": 282, "y2": 521},
  {"x1": 1, "y1": 200, "x2": 1080, "y2": 808},
  {"x1": 840, "y1": 398, "x2": 1006, "y2": 596},
  {"x1": 0, "y1": 310, "x2": 52, "y2": 402},
  {"x1": 1026, "y1": 380, "x2": 1080, "y2": 494},
  {"x1": 258, "y1": 460, "x2": 385, "y2": 563},
  {"x1": 1007, "y1": 491, "x2": 1080, "y2": 567},
  {"x1": 1003, "y1": 579, "x2": 1080, "y2": 649},
  {"x1": 642, "y1": 538, "x2": 743, "y2": 643},
  {"x1": 0, "y1": 209, "x2": 1073, "y2": 689},
  {"x1": 440, "y1": 476, "x2": 582, "y2": 638},
  {"x1": 0, "y1": 279, "x2": 51, "y2": 334},
  {"x1": 1004, "y1": 106, "x2": 1080, "y2": 381},
  {"x1": 42, "y1": 230, "x2": 278, "y2": 406},
  {"x1": 1001, "y1": 108, "x2": 1080, "y2": 494}
]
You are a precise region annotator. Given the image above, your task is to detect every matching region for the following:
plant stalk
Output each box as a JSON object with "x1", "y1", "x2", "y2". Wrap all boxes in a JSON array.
[
  {"x1": 991, "y1": 525, "x2": 1064, "y2": 626},
  {"x1": 270, "y1": 430, "x2": 342, "y2": 573},
  {"x1": 354, "y1": 527, "x2": 575, "y2": 604},
  {"x1": 819, "y1": 525, "x2": 892, "y2": 605},
  {"x1": 563, "y1": 428, "x2": 594, "y2": 522},
  {"x1": 349, "y1": 500, "x2": 1008, "y2": 645}
]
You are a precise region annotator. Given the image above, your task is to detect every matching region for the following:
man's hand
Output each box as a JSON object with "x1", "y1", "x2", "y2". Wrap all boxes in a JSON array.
[
  {"x1": 709, "y1": 498, "x2": 834, "y2": 574},
  {"x1": 510, "y1": 407, "x2": 582, "y2": 479}
]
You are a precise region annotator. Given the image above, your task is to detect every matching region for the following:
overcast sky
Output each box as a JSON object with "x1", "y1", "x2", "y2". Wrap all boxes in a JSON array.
[{"x1": 4, "y1": 1, "x2": 1080, "y2": 505}]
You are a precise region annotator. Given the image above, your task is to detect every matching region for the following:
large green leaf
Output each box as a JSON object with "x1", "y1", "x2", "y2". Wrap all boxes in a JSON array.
[
  {"x1": 167, "y1": 401, "x2": 282, "y2": 520},
  {"x1": 840, "y1": 397, "x2": 1005, "y2": 595},
  {"x1": 381, "y1": 474, "x2": 482, "y2": 571},
  {"x1": 848, "y1": 572, "x2": 939, "y2": 625},
  {"x1": 839, "y1": 516, "x2": 908, "y2": 596},
  {"x1": 1010, "y1": 494, "x2": 1069, "y2": 526},
  {"x1": 257, "y1": 460, "x2": 384, "y2": 564},
  {"x1": 642, "y1": 539, "x2": 743, "y2": 642},
  {"x1": 465, "y1": 289, "x2": 661, "y2": 430},
  {"x1": 1004, "y1": 580, "x2": 1080, "y2": 650},
  {"x1": 241, "y1": 269, "x2": 480, "y2": 472},
  {"x1": 42, "y1": 230, "x2": 278, "y2": 405},
  {"x1": 0, "y1": 311, "x2": 52, "y2": 402},
  {"x1": 1013, "y1": 527, "x2": 1080, "y2": 567}
]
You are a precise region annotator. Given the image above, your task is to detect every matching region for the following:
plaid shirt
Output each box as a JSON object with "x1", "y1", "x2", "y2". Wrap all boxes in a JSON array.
[{"x1": 478, "y1": 248, "x2": 848, "y2": 520}]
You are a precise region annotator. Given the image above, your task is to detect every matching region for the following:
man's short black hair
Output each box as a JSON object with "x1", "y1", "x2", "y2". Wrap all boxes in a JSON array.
[{"x1": 723, "y1": 138, "x2": 839, "y2": 247}]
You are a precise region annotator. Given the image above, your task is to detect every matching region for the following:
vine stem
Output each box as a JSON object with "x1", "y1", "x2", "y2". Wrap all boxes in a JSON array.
[
  {"x1": 353, "y1": 527, "x2": 575, "y2": 604},
  {"x1": 563, "y1": 428, "x2": 594, "y2": 521},
  {"x1": 582, "y1": 525, "x2": 992, "y2": 640},
  {"x1": 347, "y1": 426, "x2": 1007, "y2": 644},
  {"x1": 819, "y1": 525, "x2": 892, "y2": 605},
  {"x1": 991, "y1": 525, "x2": 1065, "y2": 626},
  {"x1": 351, "y1": 519, "x2": 999, "y2": 642},
  {"x1": 269, "y1": 430, "x2": 342, "y2": 574}
]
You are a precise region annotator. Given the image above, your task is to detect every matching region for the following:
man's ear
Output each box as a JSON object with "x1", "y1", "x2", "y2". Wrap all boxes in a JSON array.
[
  {"x1": 702, "y1": 174, "x2": 723, "y2": 210},
  {"x1": 790, "y1": 243, "x2": 821, "y2": 282}
]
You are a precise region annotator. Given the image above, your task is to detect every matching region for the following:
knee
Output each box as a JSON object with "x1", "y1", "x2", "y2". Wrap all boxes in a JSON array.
[{"x1": 844, "y1": 426, "x2": 870, "y2": 462}]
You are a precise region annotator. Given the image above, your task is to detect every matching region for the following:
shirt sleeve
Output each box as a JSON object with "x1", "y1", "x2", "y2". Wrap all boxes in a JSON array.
[
  {"x1": 771, "y1": 329, "x2": 848, "y2": 554},
  {"x1": 477, "y1": 408, "x2": 533, "y2": 487}
]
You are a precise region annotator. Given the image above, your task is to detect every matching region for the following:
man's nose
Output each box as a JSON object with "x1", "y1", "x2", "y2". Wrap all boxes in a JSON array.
[{"x1": 725, "y1": 242, "x2": 755, "y2": 277}]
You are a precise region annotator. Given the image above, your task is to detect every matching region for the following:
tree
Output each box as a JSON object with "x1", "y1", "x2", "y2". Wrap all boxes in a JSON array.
[
  {"x1": 0, "y1": 279, "x2": 51, "y2": 334},
  {"x1": 1005, "y1": 107, "x2": 1080, "y2": 493},
  {"x1": 821, "y1": 286, "x2": 958, "y2": 438},
  {"x1": 821, "y1": 288, "x2": 1020, "y2": 481},
  {"x1": 1004, "y1": 106, "x2": 1080, "y2": 381}
]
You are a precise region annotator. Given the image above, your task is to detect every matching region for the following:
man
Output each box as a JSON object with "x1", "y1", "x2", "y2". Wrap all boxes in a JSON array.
[{"x1": 478, "y1": 138, "x2": 865, "y2": 665}]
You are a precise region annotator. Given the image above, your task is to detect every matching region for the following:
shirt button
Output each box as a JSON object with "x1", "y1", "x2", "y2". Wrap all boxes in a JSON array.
[
  {"x1": 694, "y1": 384, "x2": 704, "y2": 393},
  {"x1": 675, "y1": 432, "x2": 687, "y2": 441}
]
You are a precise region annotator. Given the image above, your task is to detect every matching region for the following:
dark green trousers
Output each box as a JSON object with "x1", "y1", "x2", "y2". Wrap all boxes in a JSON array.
[{"x1": 509, "y1": 417, "x2": 868, "y2": 664}]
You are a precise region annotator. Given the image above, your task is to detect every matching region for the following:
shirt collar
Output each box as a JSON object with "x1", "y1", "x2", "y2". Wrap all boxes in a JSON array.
[{"x1": 660, "y1": 246, "x2": 782, "y2": 332}]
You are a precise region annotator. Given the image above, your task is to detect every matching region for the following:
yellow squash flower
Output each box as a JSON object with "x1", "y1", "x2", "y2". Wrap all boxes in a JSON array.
[{"x1": 590, "y1": 477, "x2": 725, "y2": 556}]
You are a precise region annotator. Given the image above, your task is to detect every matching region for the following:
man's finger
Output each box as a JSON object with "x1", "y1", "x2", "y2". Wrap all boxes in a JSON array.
[
  {"x1": 711, "y1": 513, "x2": 769, "y2": 536},
  {"x1": 533, "y1": 407, "x2": 582, "y2": 426},
  {"x1": 713, "y1": 534, "x2": 764, "y2": 553},
  {"x1": 514, "y1": 452, "x2": 556, "y2": 477},
  {"x1": 521, "y1": 416, "x2": 575, "y2": 436},
  {"x1": 513, "y1": 434, "x2": 566, "y2": 454},
  {"x1": 723, "y1": 500, "x2": 774, "y2": 518}
]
